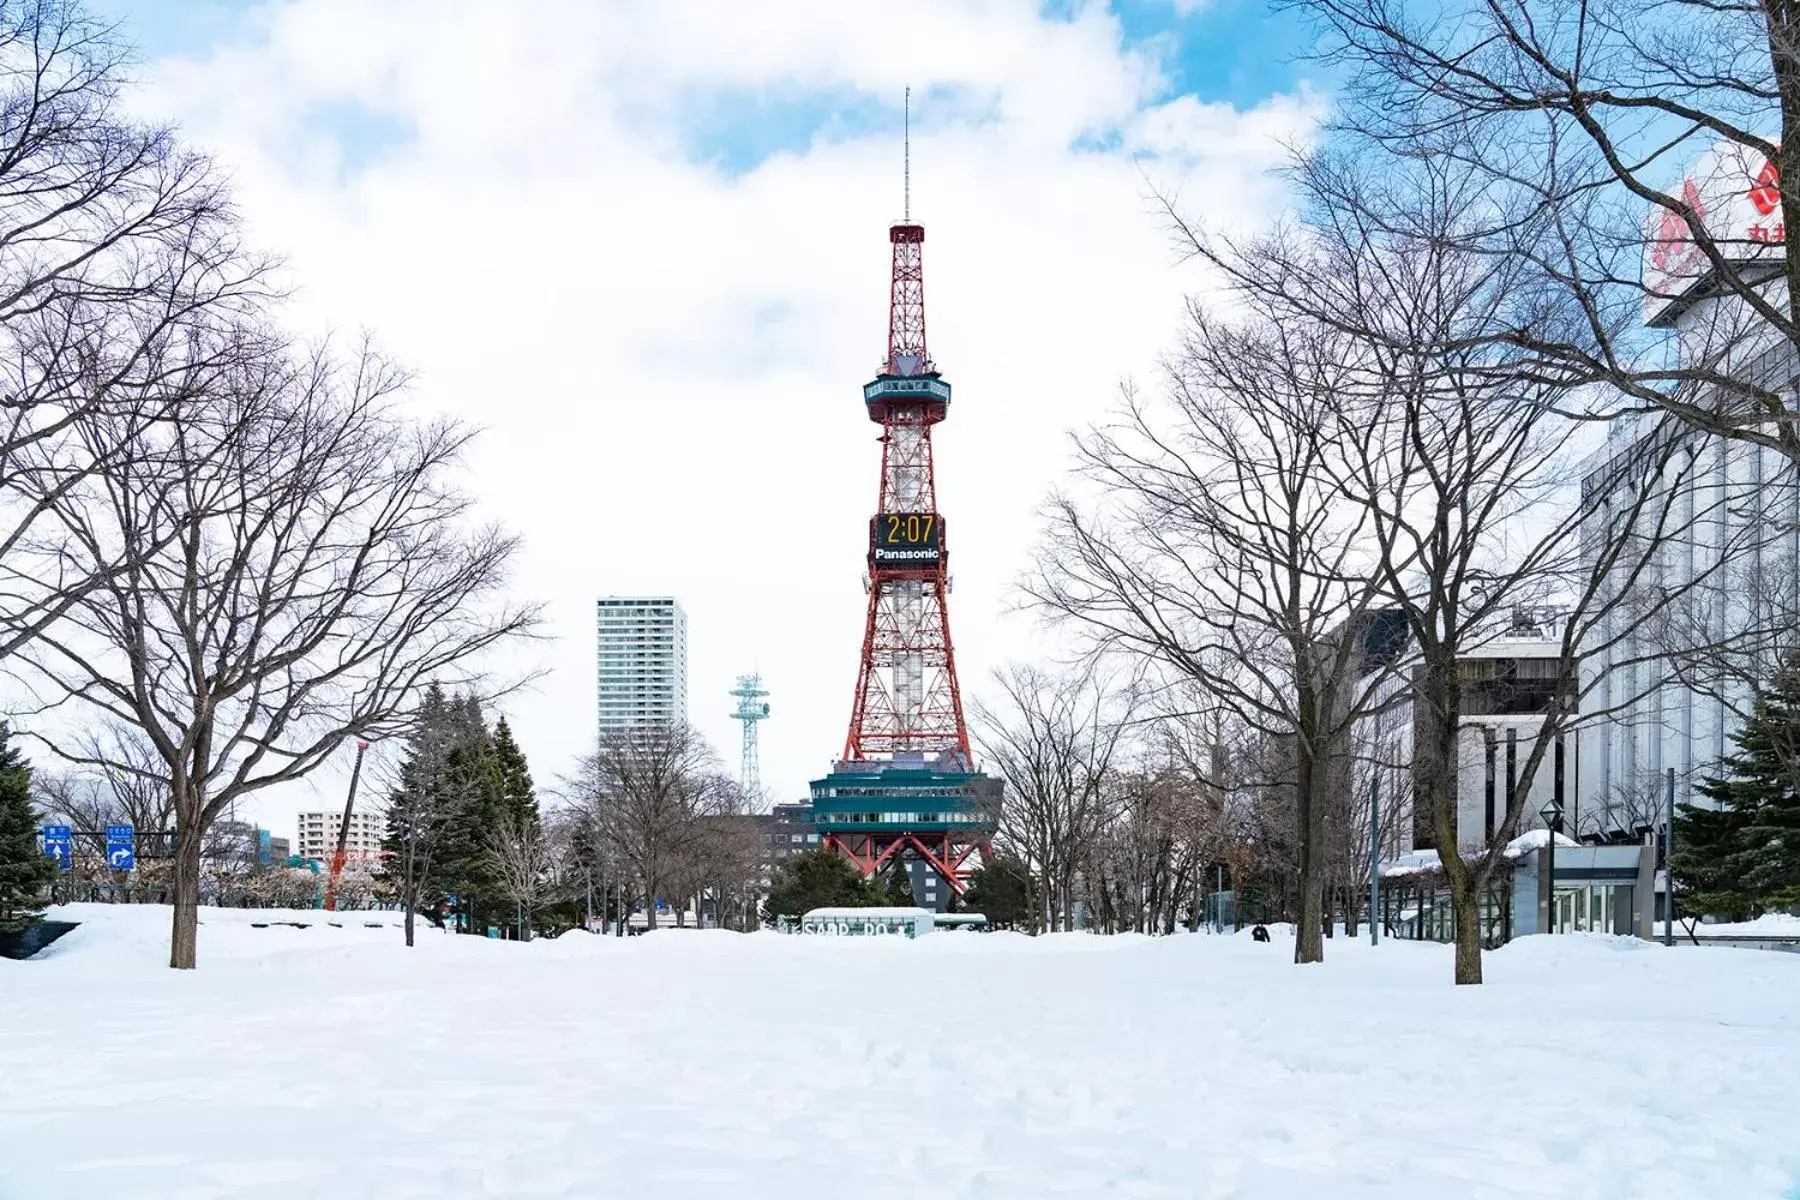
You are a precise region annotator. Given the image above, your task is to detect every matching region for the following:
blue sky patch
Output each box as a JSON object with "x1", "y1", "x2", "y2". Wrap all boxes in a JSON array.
[
  {"x1": 1114, "y1": 0, "x2": 1317, "y2": 108},
  {"x1": 676, "y1": 86, "x2": 885, "y2": 179},
  {"x1": 675, "y1": 83, "x2": 1003, "y2": 180},
  {"x1": 89, "y1": 0, "x2": 265, "y2": 61},
  {"x1": 297, "y1": 98, "x2": 415, "y2": 180},
  {"x1": 91, "y1": 0, "x2": 1321, "y2": 180}
]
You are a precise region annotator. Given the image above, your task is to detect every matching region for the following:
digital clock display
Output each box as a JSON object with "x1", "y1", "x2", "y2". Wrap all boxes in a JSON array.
[{"x1": 870, "y1": 511, "x2": 943, "y2": 567}]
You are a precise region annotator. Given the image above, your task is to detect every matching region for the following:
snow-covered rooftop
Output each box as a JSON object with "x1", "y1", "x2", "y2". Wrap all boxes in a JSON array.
[{"x1": 1380, "y1": 829, "x2": 1582, "y2": 878}]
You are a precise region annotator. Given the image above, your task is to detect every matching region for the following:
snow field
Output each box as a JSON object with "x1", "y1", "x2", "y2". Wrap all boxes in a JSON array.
[{"x1": 3, "y1": 904, "x2": 1798, "y2": 1199}]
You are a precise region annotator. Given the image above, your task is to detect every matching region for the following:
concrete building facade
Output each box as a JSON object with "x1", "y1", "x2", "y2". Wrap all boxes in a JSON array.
[
  {"x1": 1576, "y1": 403, "x2": 1799, "y2": 826},
  {"x1": 596, "y1": 597, "x2": 689, "y2": 735},
  {"x1": 1358, "y1": 612, "x2": 1575, "y2": 855},
  {"x1": 756, "y1": 802, "x2": 819, "y2": 893},
  {"x1": 295, "y1": 810, "x2": 385, "y2": 862}
]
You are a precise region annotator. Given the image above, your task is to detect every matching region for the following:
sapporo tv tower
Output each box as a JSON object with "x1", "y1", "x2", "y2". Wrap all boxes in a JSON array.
[{"x1": 810, "y1": 91, "x2": 1000, "y2": 907}]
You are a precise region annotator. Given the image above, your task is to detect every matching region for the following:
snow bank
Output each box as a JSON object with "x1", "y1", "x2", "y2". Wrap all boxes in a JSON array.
[
  {"x1": 4, "y1": 903, "x2": 1798, "y2": 1199},
  {"x1": 1691, "y1": 911, "x2": 1800, "y2": 936}
]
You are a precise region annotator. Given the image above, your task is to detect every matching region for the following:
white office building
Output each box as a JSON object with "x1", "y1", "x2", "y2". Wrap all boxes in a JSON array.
[
  {"x1": 596, "y1": 596, "x2": 689, "y2": 734},
  {"x1": 1577, "y1": 140, "x2": 1800, "y2": 825},
  {"x1": 1576, "y1": 409, "x2": 1799, "y2": 821},
  {"x1": 295, "y1": 810, "x2": 386, "y2": 862}
]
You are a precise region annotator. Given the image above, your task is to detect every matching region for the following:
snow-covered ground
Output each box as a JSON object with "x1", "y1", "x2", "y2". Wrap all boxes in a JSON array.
[
  {"x1": 5, "y1": 905, "x2": 1798, "y2": 1200},
  {"x1": 1688, "y1": 911, "x2": 1800, "y2": 936}
]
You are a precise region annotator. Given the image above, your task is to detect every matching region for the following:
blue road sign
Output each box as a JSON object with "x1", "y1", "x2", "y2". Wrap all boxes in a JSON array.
[
  {"x1": 42, "y1": 824, "x2": 72, "y2": 870},
  {"x1": 106, "y1": 824, "x2": 135, "y2": 871}
]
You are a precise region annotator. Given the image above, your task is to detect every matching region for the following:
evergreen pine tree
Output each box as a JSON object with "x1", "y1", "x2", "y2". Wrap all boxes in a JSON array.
[
  {"x1": 883, "y1": 859, "x2": 917, "y2": 906},
  {"x1": 1676, "y1": 659, "x2": 1800, "y2": 918},
  {"x1": 382, "y1": 684, "x2": 457, "y2": 945},
  {"x1": 963, "y1": 859, "x2": 1033, "y2": 930},
  {"x1": 434, "y1": 693, "x2": 506, "y2": 934},
  {"x1": 1670, "y1": 800, "x2": 1756, "y2": 921},
  {"x1": 491, "y1": 717, "x2": 538, "y2": 826},
  {"x1": 763, "y1": 850, "x2": 885, "y2": 923},
  {"x1": 0, "y1": 724, "x2": 57, "y2": 933}
]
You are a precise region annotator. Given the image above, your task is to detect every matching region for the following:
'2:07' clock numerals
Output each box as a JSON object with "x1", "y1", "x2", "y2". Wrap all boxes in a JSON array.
[{"x1": 884, "y1": 514, "x2": 935, "y2": 544}]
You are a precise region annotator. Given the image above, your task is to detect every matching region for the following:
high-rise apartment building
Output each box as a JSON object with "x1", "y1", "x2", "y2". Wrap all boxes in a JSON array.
[
  {"x1": 295, "y1": 810, "x2": 385, "y2": 861},
  {"x1": 596, "y1": 597, "x2": 689, "y2": 735}
]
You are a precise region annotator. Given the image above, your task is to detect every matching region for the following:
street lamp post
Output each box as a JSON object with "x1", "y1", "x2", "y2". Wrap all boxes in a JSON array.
[{"x1": 1539, "y1": 798, "x2": 1564, "y2": 935}]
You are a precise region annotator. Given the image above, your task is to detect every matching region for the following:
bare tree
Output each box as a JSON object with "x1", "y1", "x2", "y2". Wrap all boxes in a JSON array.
[
  {"x1": 1335, "y1": 715, "x2": 1413, "y2": 936},
  {"x1": 1027, "y1": 307, "x2": 1403, "y2": 963},
  {"x1": 0, "y1": 1, "x2": 270, "y2": 659},
  {"x1": 1578, "y1": 770, "x2": 1672, "y2": 843},
  {"x1": 320, "y1": 856, "x2": 380, "y2": 911},
  {"x1": 485, "y1": 808, "x2": 552, "y2": 941},
  {"x1": 15, "y1": 339, "x2": 538, "y2": 968},
  {"x1": 973, "y1": 663, "x2": 1134, "y2": 933},
  {"x1": 1214, "y1": 729, "x2": 1311, "y2": 928},
  {"x1": 1174, "y1": 157, "x2": 1744, "y2": 982},
  {"x1": 1636, "y1": 542, "x2": 1800, "y2": 738},
  {"x1": 1284, "y1": 0, "x2": 1800, "y2": 463},
  {"x1": 1088, "y1": 757, "x2": 1224, "y2": 935},
  {"x1": 573, "y1": 723, "x2": 731, "y2": 930},
  {"x1": 31, "y1": 768, "x2": 108, "y2": 829},
  {"x1": 33, "y1": 724, "x2": 175, "y2": 841},
  {"x1": 687, "y1": 809, "x2": 763, "y2": 931}
]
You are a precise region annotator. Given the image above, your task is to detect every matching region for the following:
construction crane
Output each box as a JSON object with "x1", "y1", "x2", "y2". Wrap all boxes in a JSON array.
[{"x1": 323, "y1": 738, "x2": 371, "y2": 911}]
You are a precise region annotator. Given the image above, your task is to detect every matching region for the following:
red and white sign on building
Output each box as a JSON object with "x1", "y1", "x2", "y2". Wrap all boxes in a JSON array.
[{"x1": 1643, "y1": 139, "x2": 1785, "y2": 327}]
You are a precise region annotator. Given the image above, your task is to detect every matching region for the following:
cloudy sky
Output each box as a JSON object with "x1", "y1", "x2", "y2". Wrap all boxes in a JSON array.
[{"x1": 87, "y1": 0, "x2": 1324, "y2": 837}]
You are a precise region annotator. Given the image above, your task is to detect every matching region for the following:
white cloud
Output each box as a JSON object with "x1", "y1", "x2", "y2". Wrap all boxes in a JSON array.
[{"x1": 124, "y1": 0, "x2": 1322, "y2": 834}]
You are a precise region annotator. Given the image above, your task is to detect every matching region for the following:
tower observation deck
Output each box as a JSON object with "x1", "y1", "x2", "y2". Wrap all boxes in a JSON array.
[{"x1": 811, "y1": 143, "x2": 1000, "y2": 903}]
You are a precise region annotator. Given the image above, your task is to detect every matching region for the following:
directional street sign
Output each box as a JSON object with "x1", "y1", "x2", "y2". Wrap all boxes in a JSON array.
[
  {"x1": 42, "y1": 824, "x2": 72, "y2": 870},
  {"x1": 106, "y1": 824, "x2": 136, "y2": 872}
]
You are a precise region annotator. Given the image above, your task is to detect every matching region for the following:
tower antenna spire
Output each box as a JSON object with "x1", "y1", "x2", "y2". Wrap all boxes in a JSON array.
[{"x1": 903, "y1": 86, "x2": 910, "y2": 222}]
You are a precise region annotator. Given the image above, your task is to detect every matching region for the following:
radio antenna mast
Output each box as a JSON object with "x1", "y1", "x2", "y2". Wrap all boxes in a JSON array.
[
  {"x1": 904, "y1": 86, "x2": 911, "y2": 222},
  {"x1": 730, "y1": 674, "x2": 770, "y2": 799}
]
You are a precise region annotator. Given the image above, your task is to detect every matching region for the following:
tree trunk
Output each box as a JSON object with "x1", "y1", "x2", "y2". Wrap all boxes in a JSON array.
[
  {"x1": 169, "y1": 820, "x2": 203, "y2": 970},
  {"x1": 1294, "y1": 762, "x2": 1326, "y2": 965},
  {"x1": 402, "y1": 844, "x2": 417, "y2": 947},
  {"x1": 1452, "y1": 873, "x2": 1483, "y2": 985},
  {"x1": 1345, "y1": 885, "x2": 1360, "y2": 938}
]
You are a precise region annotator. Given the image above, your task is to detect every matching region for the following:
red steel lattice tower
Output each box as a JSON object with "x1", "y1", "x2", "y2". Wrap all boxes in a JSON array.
[
  {"x1": 842, "y1": 218, "x2": 970, "y2": 763},
  {"x1": 813, "y1": 95, "x2": 997, "y2": 903}
]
